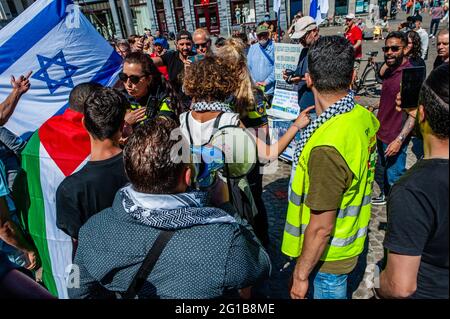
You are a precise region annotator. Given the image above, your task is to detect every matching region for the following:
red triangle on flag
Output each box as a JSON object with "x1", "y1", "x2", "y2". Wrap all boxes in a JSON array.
[{"x1": 38, "y1": 109, "x2": 91, "y2": 177}]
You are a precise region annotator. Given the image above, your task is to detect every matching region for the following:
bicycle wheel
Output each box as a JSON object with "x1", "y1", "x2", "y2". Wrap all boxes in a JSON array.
[{"x1": 359, "y1": 67, "x2": 381, "y2": 97}]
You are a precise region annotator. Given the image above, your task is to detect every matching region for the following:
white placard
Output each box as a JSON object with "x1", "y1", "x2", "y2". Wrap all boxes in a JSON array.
[
  {"x1": 274, "y1": 43, "x2": 302, "y2": 83},
  {"x1": 268, "y1": 117, "x2": 301, "y2": 162},
  {"x1": 267, "y1": 82, "x2": 300, "y2": 120}
]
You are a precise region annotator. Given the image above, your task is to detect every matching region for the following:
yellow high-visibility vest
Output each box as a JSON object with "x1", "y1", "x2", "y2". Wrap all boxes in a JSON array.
[
  {"x1": 129, "y1": 97, "x2": 173, "y2": 123},
  {"x1": 282, "y1": 104, "x2": 379, "y2": 261}
]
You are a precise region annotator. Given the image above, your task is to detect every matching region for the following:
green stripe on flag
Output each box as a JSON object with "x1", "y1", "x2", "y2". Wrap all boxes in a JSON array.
[{"x1": 21, "y1": 132, "x2": 58, "y2": 297}]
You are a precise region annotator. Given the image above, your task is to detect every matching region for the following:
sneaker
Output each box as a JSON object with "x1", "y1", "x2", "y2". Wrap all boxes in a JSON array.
[{"x1": 371, "y1": 194, "x2": 387, "y2": 206}]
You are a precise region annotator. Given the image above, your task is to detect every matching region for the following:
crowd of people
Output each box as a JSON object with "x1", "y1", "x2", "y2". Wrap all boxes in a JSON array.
[{"x1": 0, "y1": 4, "x2": 448, "y2": 300}]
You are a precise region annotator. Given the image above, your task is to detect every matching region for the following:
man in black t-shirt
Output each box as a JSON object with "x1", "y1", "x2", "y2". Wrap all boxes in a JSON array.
[
  {"x1": 377, "y1": 64, "x2": 449, "y2": 299},
  {"x1": 151, "y1": 30, "x2": 194, "y2": 93},
  {"x1": 56, "y1": 88, "x2": 129, "y2": 256}
]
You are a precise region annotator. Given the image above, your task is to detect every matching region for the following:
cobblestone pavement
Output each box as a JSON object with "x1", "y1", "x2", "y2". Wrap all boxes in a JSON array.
[{"x1": 258, "y1": 11, "x2": 442, "y2": 299}]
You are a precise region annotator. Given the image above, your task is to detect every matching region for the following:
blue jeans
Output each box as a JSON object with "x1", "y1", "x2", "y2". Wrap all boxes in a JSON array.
[
  {"x1": 307, "y1": 271, "x2": 349, "y2": 299},
  {"x1": 375, "y1": 139, "x2": 408, "y2": 196}
]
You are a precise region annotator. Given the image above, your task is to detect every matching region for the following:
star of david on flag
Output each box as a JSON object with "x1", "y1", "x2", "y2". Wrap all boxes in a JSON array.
[
  {"x1": 33, "y1": 51, "x2": 78, "y2": 94},
  {"x1": 0, "y1": 0, "x2": 122, "y2": 139}
]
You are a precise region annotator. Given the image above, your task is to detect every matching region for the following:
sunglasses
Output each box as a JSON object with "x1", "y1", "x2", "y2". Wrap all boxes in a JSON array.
[
  {"x1": 119, "y1": 72, "x2": 146, "y2": 84},
  {"x1": 382, "y1": 45, "x2": 403, "y2": 53},
  {"x1": 195, "y1": 42, "x2": 209, "y2": 49}
]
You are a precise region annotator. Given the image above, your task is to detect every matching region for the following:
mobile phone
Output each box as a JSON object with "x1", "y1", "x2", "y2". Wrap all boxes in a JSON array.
[
  {"x1": 188, "y1": 54, "x2": 205, "y2": 63},
  {"x1": 285, "y1": 69, "x2": 296, "y2": 76},
  {"x1": 400, "y1": 66, "x2": 426, "y2": 109}
]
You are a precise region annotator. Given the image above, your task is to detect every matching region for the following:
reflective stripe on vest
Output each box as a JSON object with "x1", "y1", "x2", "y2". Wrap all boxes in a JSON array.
[
  {"x1": 284, "y1": 221, "x2": 368, "y2": 248},
  {"x1": 282, "y1": 105, "x2": 380, "y2": 261},
  {"x1": 289, "y1": 189, "x2": 372, "y2": 219}
]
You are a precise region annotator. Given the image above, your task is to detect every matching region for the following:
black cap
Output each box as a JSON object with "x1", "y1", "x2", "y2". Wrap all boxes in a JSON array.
[{"x1": 176, "y1": 30, "x2": 192, "y2": 41}]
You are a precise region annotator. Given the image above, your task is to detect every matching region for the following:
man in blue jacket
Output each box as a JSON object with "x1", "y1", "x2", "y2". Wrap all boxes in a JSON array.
[{"x1": 247, "y1": 25, "x2": 275, "y2": 102}]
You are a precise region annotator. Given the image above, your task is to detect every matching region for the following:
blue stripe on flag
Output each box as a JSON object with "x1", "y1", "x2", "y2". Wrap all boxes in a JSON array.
[
  {"x1": 309, "y1": 0, "x2": 318, "y2": 19},
  {"x1": 0, "y1": 0, "x2": 72, "y2": 75},
  {"x1": 90, "y1": 50, "x2": 122, "y2": 85}
]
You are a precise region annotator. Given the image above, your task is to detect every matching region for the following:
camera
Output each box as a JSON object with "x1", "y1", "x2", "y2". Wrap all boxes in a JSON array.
[{"x1": 284, "y1": 69, "x2": 296, "y2": 84}]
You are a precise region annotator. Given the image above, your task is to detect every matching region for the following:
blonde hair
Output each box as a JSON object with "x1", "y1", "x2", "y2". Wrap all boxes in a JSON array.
[{"x1": 215, "y1": 37, "x2": 256, "y2": 117}]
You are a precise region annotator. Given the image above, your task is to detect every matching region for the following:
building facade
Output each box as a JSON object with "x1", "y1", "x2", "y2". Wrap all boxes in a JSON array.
[
  {"x1": 78, "y1": 0, "x2": 389, "y2": 39},
  {"x1": 77, "y1": 0, "x2": 289, "y2": 39},
  {"x1": 0, "y1": 0, "x2": 34, "y2": 27},
  {"x1": 1, "y1": 0, "x2": 392, "y2": 37}
]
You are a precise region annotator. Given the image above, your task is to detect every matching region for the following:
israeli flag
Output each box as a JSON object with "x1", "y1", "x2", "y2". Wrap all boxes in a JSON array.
[
  {"x1": 310, "y1": 0, "x2": 329, "y2": 24},
  {"x1": 0, "y1": 0, "x2": 122, "y2": 138}
]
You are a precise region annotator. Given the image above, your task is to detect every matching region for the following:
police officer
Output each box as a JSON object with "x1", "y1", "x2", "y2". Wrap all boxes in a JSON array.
[{"x1": 120, "y1": 52, "x2": 184, "y2": 130}]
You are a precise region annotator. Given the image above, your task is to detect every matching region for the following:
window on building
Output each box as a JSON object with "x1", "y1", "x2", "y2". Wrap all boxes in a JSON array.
[
  {"x1": 335, "y1": 0, "x2": 349, "y2": 16},
  {"x1": 355, "y1": 0, "x2": 369, "y2": 14},
  {"x1": 193, "y1": 0, "x2": 221, "y2": 34},
  {"x1": 154, "y1": 0, "x2": 168, "y2": 33},
  {"x1": 6, "y1": 0, "x2": 18, "y2": 16},
  {"x1": 230, "y1": 0, "x2": 256, "y2": 25},
  {"x1": 173, "y1": 0, "x2": 185, "y2": 32}
]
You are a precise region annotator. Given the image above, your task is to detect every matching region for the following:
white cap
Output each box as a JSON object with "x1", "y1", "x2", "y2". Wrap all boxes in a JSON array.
[
  {"x1": 291, "y1": 16, "x2": 318, "y2": 40},
  {"x1": 345, "y1": 13, "x2": 356, "y2": 20}
]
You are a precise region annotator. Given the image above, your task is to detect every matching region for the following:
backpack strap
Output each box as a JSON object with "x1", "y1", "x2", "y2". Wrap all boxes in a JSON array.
[
  {"x1": 213, "y1": 112, "x2": 225, "y2": 130},
  {"x1": 121, "y1": 230, "x2": 175, "y2": 299},
  {"x1": 184, "y1": 111, "x2": 194, "y2": 145},
  {"x1": 258, "y1": 44, "x2": 274, "y2": 66}
]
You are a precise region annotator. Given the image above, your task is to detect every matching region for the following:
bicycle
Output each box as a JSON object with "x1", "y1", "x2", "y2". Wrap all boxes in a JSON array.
[{"x1": 354, "y1": 51, "x2": 384, "y2": 98}]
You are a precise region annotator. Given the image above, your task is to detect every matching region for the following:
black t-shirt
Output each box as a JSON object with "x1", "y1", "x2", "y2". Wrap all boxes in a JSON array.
[
  {"x1": 161, "y1": 50, "x2": 185, "y2": 91},
  {"x1": 384, "y1": 159, "x2": 449, "y2": 299},
  {"x1": 56, "y1": 152, "x2": 129, "y2": 239}
]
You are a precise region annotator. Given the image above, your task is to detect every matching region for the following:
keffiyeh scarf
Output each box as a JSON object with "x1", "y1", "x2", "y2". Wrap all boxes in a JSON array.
[
  {"x1": 121, "y1": 185, "x2": 236, "y2": 230},
  {"x1": 191, "y1": 101, "x2": 234, "y2": 113},
  {"x1": 292, "y1": 91, "x2": 356, "y2": 165}
]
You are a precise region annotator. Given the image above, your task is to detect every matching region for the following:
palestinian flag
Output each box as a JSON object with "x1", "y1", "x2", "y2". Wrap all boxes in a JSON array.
[{"x1": 20, "y1": 108, "x2": 90, "y2": 298}]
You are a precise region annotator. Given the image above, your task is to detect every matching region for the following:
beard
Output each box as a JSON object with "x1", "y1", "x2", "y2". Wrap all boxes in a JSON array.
[{"x1": 385, "y1": 54, "x2": 404, "y2": 67}]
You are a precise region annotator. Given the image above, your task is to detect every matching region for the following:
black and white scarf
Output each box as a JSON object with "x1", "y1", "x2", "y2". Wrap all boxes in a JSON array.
[
  {"x1": 292, "y1": 91, "x2": 356, "y2": 165},
  {"x1": 121, "y1": 186, "x2": 236, "y2": 230},
  {"x1": 191, "y1": 101, "x2": 234, "y2": 113}
]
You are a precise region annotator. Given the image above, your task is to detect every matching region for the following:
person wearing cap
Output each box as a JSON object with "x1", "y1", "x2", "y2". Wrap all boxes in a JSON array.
[
  {"x1": 193, "y1": 28, "x2": 212, "y2": 56},
  {"x1": 288, "y1": 11, "x2": 306, "y2": 38},
  {"x1": 150, "y1": 38, "x2": 169, "y2": 80},
  {"x1": 154, "y1": 30, "x2": 169, "y2": 50},
  {"x1": 412, "y1": 15, "x2": 429, "y2": 59},
  {"x1": 151, "y1": 30, "x2": 195, "y2": 97},
  {"x1": 344, "y1": 13, "x2": 363, "y2": 60},
  {"x1": 283, "y1": 16, "x2": 319, "y2": 111},
  {"x1": 247, "y1": 24, "x2": 276, "y2": 101}
]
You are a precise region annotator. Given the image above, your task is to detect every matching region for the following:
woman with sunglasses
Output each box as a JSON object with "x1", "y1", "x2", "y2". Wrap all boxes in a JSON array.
[{"x1": 119, "y1": 52, "x2": 185, "y2": 133}]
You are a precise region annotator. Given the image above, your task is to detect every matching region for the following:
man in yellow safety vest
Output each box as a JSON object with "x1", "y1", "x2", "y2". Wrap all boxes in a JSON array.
[{"x1": 282, "y1": 36, "x2": 380, "y2": 299}]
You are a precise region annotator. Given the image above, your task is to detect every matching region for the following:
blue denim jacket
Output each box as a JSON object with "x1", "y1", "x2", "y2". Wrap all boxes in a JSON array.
[{"x1": 0, "y1": 126, "x2": 26, "y2": 174}]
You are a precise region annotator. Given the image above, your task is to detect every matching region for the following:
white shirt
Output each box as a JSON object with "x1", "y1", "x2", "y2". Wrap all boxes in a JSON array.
[
  {"x1": 179, "y1": 112, "x2": 240, "y2": 146},
  {"x1": 416, "y1": 28, "x2": 429, "y2": 59}
]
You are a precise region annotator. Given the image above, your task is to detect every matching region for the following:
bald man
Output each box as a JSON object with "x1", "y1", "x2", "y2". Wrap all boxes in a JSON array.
[{"x1": 193, "y1": 28, "x2": 212, "y2": 56}]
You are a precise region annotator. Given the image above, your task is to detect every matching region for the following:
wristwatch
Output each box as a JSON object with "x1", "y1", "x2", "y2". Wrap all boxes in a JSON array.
[{"x1": 397, "y1": 134, "x2": 405, "y2": 143}]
